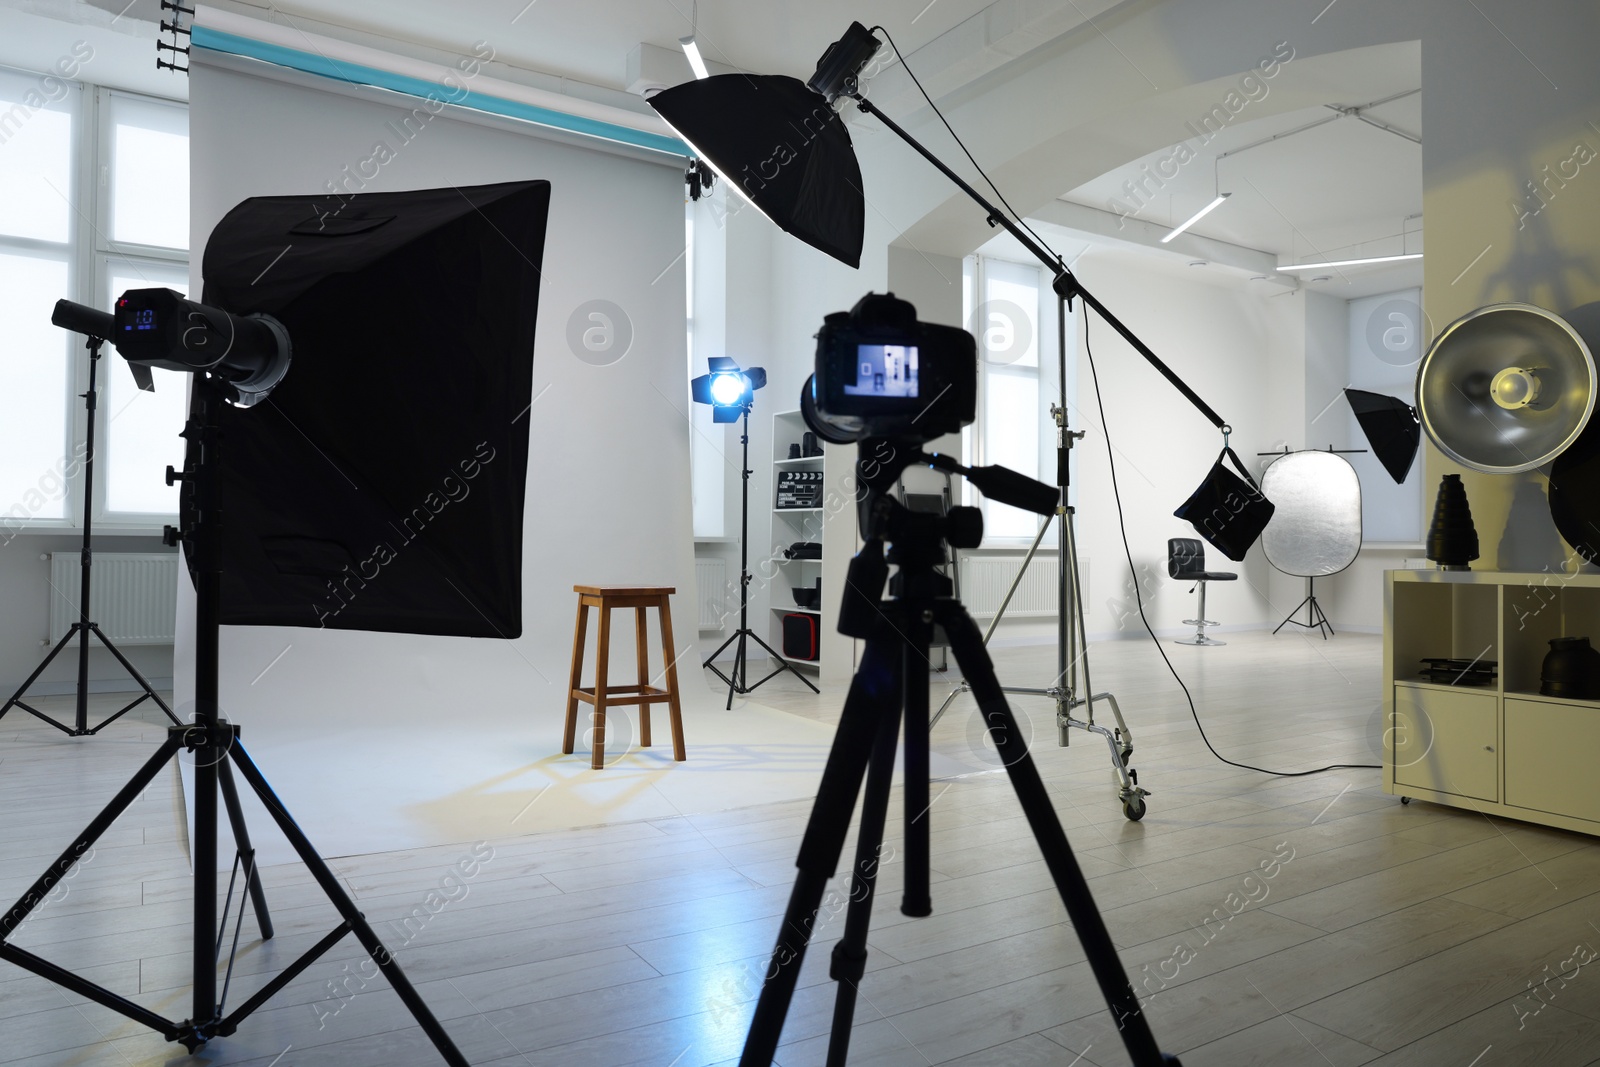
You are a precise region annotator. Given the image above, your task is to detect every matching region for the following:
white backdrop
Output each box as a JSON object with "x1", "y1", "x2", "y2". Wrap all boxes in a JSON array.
[{"x1": 177, "y1": 60, "x2": 707, "y2": 856}]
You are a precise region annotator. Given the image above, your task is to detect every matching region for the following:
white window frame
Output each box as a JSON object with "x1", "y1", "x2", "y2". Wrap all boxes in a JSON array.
[
  {"x1": 1, "y1": 72, "x2": 189, "y2": 537},
  {"x1": 961, "y1": 254, "x2": 1071, "y2": 546}
]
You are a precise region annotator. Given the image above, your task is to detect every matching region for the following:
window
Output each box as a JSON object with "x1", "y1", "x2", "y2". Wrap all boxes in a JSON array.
[
  {"x1": 0, "y1": 68, "x2": 189, "y2": 534},
  {"x1": 961, "y1": 255, "x2": 1072, "y2": 542}
]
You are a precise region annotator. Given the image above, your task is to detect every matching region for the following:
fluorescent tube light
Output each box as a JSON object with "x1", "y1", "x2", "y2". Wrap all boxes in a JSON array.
[
  {"x1": 1159, "y1": 193, "x2": 1229, "y2": 243},
  {"x1": 680, "y1": 35, "x2": 710, "y2": 79},
  {"x1": 1278, "y1": 252, "x2": 1423, "y2": 271}
]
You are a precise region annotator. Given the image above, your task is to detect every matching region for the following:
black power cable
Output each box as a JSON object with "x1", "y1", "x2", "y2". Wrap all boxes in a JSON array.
[
  {"x1": 1081, "y1": 305, "x2": 1380, "y2": 777},
  {"x1": 868, "y1": 26, "x2": 1064, "y2": 270},
  {"x1": 865, "y1": 19, "x2": 1377, "y2": 778}
]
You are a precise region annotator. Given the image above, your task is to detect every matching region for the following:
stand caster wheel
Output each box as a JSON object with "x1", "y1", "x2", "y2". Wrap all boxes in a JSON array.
[
  {"x1": 1400, "y1": 796, "x2": 1411, "y2": 805},
  {"x1": 1123, "y1": 795, "x2": 1146, "y2": 821}
]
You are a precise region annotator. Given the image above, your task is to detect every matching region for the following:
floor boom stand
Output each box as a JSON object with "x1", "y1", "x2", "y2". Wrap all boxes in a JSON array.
[
  {"x1": 0, "y1": 379, "x2": 466, "y2": 1065},
  {"x1": 930, "y1": 294, "x2": 1149, "y2": 821},
  {"x1": 0, "y1": 333, "x2": 182, "y2": 736}
]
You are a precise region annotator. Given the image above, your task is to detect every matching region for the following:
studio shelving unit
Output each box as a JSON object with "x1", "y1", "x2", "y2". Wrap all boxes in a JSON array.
[
  {"x1": 1384, "y1": 568, "x2": 1600, "y2": 835},
  {"x1": 770, "y1": 410, "x2": 857, "y2": 684}
]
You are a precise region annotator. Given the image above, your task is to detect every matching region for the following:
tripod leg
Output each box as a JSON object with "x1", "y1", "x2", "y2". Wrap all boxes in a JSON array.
[
  {"x1": 901, "y1": 632, "x2": 931, "y2": 918},
  {"x1": 0, "y1": 626, "x2": 78, "y2": 729},
  {"x1": 740, "y1": 638, "x2": 902, "y2": 1067},
  {"x1": 216, "y1": 760, "x2": 273, "y2": 940},
  {"x1": 224, "y1": 741, "x2": 468, "y2": 1067},
  {"x1": 823, "y1": 673, "x2": 902, "y2": 1067},
  {"x1": 743, "y1": 628, "x2": 821, "y2": 694},
  {"x1": 89, "y1": 624, "x2": 183, "y2": 727},
  {"x1": 937, "y1": 602, "x2": 1175, "y2": 1067}
]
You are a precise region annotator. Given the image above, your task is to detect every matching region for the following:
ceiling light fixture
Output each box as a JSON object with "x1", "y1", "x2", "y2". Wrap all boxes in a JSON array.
[
  {"x1": 1161, "y1": 193, "x2": 1229, "y2": 243},
  {"x1": 1279, "y1": 252, "x2": 1423, "y2": 271},
  {"x1": 679, "y1": 35, "x2": 710, "y2": 79}
]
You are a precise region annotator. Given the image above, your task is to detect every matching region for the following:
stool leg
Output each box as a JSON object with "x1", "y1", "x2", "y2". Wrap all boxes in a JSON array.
[
  {"x1": 657, "y1": 598, "x2": 686, "y2": 762},
  {"x1": 592, "y1": 606, "x2": 611, "y2": 769},
  {"x1": 635, "y1": 605, "x2": 652, "y2": 748},
  {"x1": 563, "y1": 599, "x2": 588, "y2": 755}
]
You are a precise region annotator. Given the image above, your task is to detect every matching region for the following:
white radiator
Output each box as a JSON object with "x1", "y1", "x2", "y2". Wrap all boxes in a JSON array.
[
  {"x1": 694, "y1": 556, "x2": 729, "y2": 630},
  {"x1": 959, "y1": 554, "x2": 1075, "y2": 618},
  {"x1": 49, "y1": 552, "x2": 179, "y2": 645}
]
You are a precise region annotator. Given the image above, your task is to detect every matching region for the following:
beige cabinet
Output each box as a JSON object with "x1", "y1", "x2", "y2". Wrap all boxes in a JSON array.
[{"x1": 1384, "y1": 570, "x2": 1600, "y2": 835}]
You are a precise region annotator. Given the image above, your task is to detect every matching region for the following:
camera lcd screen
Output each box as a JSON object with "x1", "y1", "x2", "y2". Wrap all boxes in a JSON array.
[{"x1": 843, "y1": 343, "x2": 918, "y2": 398}]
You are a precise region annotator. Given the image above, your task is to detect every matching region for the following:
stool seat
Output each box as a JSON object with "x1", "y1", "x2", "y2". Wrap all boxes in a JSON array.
[{"x1": 563, "y1": 585, "x2": 685, "y2": 769}]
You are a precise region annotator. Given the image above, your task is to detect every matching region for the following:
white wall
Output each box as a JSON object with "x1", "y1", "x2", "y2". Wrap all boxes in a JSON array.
[{"x1": 179, "y1": 62, "x2": 696, "y2": 730}]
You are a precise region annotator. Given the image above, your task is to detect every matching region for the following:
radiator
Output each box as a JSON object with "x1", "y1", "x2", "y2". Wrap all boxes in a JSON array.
[
  {"x1": 694, "y1": 556, "x2": 729, "y2": 629},
  {"x1": 49, "y1": 553, "x2": 179, "y2": 645},
  {"x1": 959, "y1": 554, "x2": 1075, "y2": 618}
]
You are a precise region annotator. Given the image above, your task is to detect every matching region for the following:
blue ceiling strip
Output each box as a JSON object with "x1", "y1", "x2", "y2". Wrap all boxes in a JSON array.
[{"x1": 191, "y1": 25, "x2": 688, "y2": 157}]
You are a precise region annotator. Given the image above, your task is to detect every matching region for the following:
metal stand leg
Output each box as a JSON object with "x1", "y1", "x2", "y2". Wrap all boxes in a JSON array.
[
  {"x1": 1273, "y1": 576, "x2": 1334, "y2": 639},
  {"x1": 1177, "y1": 580, "x2": 1225, "y2": 646}
]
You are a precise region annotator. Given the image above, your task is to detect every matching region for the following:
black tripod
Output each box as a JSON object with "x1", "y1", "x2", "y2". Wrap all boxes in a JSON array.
[
  {"x1": 0, "y1": 379, "x2": 466, "y2": 1065},
  {"x1": 0, "y1": 329, "x2": 182, "y2": 735},
  {"x1": 703, "y1": 402, "x2": 819, "y2": 709},
  {"x1": 739, "y1": 442, "x2": 1177, "y2": 1067},
  {"x1": 1275, "y1": 575, "x2": 1334, "y2": 639}
]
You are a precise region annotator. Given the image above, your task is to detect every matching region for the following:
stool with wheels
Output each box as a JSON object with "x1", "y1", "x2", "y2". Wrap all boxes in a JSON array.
[
  {"x1": 1168, "y1": 538, "x2": 1236, "y2": 646},
  {"x1": 563, "y1": 585, "x2": 686, "y2": 768}
]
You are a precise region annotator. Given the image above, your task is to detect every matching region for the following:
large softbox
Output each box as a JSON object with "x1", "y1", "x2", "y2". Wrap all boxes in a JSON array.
[
  {"x1": 190, "y1": 180, "x2": 549, "y2": 638},
  {"x1": 649, "y1": 74, "x2": 865, "y2": 268}
]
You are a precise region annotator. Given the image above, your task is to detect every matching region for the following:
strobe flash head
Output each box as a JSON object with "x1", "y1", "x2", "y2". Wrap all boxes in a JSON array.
[
  {"x1": 113, "y1": 288, "x2": 292, "y2": 408},
  {"x1": 807, "y1": 21, "x2": 881, "y2": 103}
]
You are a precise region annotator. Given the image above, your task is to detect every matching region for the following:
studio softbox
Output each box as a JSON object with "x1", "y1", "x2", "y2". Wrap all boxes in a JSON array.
[
  {"x1": 189, "y1": 180, "x2": 549, "y2": 638},
  {"x1": 1345, "y1": 387, "x2": 1420, "y2": 484},
  {"x1": 649, "y1": 74, "x2": 865, "y2": 268}
]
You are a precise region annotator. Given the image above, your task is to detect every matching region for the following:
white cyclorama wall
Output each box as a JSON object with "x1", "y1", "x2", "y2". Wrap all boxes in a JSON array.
[{"x1": 178, "y1": 63, "x2": 696, "y2": 730}]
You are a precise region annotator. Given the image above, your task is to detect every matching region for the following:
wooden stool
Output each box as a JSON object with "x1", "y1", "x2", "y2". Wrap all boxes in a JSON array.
[{"x1": 562, "y1": 585, "x2": 686, "y2": 769}]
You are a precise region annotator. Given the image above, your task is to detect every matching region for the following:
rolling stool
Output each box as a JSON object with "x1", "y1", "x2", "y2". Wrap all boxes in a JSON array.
[
  {"x1": 563, "y1": 585, "x2": 686, "y2": 769},
  {"x1": 1168, "y1": 538, "x2": 1236, "y2": 646}
]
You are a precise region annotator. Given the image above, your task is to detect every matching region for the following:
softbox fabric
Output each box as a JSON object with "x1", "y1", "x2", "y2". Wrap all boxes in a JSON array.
[
  {"x1": 649, "y1": 74, "x2": 865, "y2": 268},
  {"x1": 1345, "y1": 388, "x2": 1420, "y2": 484},
  {"x1": 191, "y1": 180, "x2": 549, "y2": 638}
]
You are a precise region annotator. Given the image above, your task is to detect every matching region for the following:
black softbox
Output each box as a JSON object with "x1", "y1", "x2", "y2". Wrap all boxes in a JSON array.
[
  {"x1": 1345, "y1": 387, "x2": 1420, "y2": 484},
  {"x1": 649, "y1": 74, "x2": 865, "y2": 268},
  {"x1": 190, "y1": 180, "x2": 549, "y2": 638}
]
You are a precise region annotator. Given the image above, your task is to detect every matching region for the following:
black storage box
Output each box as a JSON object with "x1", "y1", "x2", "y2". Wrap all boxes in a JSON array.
[{"x1": 782, "y1": 613, "x2": 819, "y2": 660}]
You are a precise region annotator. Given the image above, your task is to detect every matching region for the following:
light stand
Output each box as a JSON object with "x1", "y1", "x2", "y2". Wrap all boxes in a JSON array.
[
  {"x1": 931, "y1": 292, "x2": 1149, "y2": 820},
  {"x1": 0, "y1": 324, "x2": 182, "y2": 736},
  {"x1": 701, "y1": 401, "x2": 820, "y2": 709},
  {"x1": 0, "y1": 377, "x2": 466, "y2": 1065},
  {"x1": 1275, "y1": 576, "x2": 1334, "y2": 639}
]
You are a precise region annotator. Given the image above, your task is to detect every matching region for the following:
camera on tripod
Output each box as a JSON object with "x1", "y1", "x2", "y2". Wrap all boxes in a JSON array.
[{"x1": 801, "y1": 292, "x2": 975, "y2": 445}]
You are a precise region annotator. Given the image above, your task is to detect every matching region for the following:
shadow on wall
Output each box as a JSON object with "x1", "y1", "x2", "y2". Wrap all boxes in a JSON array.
[{"x1": 1480, "y1": 209, "x2": 1600, "y2": 315}]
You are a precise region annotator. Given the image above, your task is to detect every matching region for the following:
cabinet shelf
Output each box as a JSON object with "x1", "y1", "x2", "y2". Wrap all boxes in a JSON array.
[{"x1": 1385, "y1": 569, "x2": 1600, "y2": 836}]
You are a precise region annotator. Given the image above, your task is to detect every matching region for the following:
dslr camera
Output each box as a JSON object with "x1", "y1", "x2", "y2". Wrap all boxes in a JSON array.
[{"x1": 802, "y1": 292, "x2": 976, "y2": 445}]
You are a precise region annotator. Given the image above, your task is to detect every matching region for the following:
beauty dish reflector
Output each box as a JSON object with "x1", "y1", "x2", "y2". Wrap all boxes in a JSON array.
[{"x1": 1416, "y1": 302, "x2": 1596, "y2": 474}]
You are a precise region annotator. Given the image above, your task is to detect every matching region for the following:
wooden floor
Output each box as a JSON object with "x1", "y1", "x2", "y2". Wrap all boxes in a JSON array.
[{"x1": 3, "y1": 631, "x2": 1600, "y2": 1066}]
